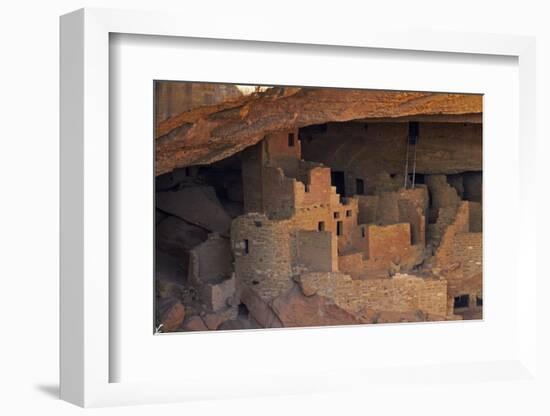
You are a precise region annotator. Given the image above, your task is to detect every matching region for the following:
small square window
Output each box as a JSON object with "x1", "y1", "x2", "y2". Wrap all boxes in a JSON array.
[
  {"x1": 346, "y1": 210, "x2": 352, "y2": 217},
  {"x1": 288, "y1": 133, "x2": 295, "y2": 147},
  {"x1": 333, "y1": 212, "x2": 340, "y2": 219},
  {"x1": 453, "y1": 294, "x2": 469, "y2": 309},
  {"x1": 318, "y1": 221, "x2": 325, "y2": 231}
]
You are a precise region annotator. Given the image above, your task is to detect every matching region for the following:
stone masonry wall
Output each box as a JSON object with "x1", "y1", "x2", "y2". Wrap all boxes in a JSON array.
[
  {"x1": 357, "y1": 195, "x2": 378, "y2": 224},
  {"x1": 432, "y1": 201, "x2": 482, "y2": 302},
  {"x1": 469, "y1": 201, "x2": 483, "y2": 232},
  {"x1": 425, "y1": 175, "x2": 460, "y2": 224},
  {"x1": 261, "y1": 166, "x2": 298, "y2": 220},
  {"x1": 231, "y1": 213, "x2": 294, "y2": 300},
  {"x1": 356, "y1": 187, "x2": 427, "y2": 247},
  {"x1": 295, "y1": 230, "x2": 338, "y2": 274},
  {"x1": 362, "y1": 223, "x2": 425, "y2": 274},
  {"x1": 434, "y1": 201, "x2": 471, "y2": 268},
  {"x1": 452, "y1": 233, "x2": 482, "y2": 278},
  {"x1": 264, "y1": 129, "x2": 301, "y2": 178},
  {"x1": 188, "y1": 233, "x2": 233, "y2": 285},
  {"x1": 300, "y1": 272, "x2": 448, "y2": 317},
  {"x1": 366, "y1": 223, "x2": 412, "y2": 263},
  {"x1": 334, "y1": 198, "x2": 360, "y2": 254},
  {"x1": 338, "y1": 252, "x2": 365, "y2": 275},
  {"x1": 397, "y1": 187, "x2": 428, "y2": 245},
  {"x1": 241, "y1": 142, "x2": 264, "y2": 213},
  {"x1": 292, "y1": 168, "x2": 362, "y2": 255},
  {"x1": 200, "y1": 274, "x2": 236, "y2": 312},
  {"x1": 377, "y1": 192, "x2": 400, "y2": 224},
  {"x1": 296, "y1": 164, "x2": 333, "y2": 207},
  {"x1": 241, "y1": 130, "x2": 304, "y2": 218}
]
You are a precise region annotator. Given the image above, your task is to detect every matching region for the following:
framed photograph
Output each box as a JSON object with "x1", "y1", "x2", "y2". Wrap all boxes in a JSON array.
[
  {"x1": 60, "y1": 8, "x2": 538, "y2": 408},
  {"x1": 153, "y1": 81, "x2": 483, "y2": 334}
]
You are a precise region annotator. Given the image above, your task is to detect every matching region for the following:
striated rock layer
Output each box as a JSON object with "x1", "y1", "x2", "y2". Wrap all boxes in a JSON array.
[{"x1": 155, "y1": 87, "x2": 482, "y2": 175}]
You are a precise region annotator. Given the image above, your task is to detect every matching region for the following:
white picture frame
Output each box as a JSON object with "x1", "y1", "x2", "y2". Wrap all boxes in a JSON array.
[{"x1": 60, "y1": 7, "x2": 539, "y2": 408}]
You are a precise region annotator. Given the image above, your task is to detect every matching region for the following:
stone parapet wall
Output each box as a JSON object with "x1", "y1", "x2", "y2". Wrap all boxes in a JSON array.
[
  {"x1": 451, "y1": 232, "x2": 482, "y2": 278},
  {"x1": 338, "y1": 252, "x2": 365, "y2": 275},
  {"x1": 397, "y1": 187, "x2": 428, "y2": 245},
  {"x1": 432, "y1": 201, "x2": 482, "y2": 302},
  {"x1": 299, "y1": 272, "x2": 448, "y2": 317},
  {"x1": 367, "y1": 223, "x2": 411, "y2": 260},
  {"x1": 434, "y1": 201, "x2": 471, "y2": 268},
  {"x1": 356, "y1": 187, "x2": 428, "y2": 247}
]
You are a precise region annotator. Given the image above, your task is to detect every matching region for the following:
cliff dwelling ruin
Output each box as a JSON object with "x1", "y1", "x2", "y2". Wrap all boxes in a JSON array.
[{"x1": 154, "y1": 82, "x2": 483, "y2": 332}]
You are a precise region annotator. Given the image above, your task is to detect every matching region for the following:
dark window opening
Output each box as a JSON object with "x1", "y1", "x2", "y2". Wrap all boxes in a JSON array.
[
  {"x1": 331, "y1": 171, "x2": 346, "y2": 197},
  {"x1": 288, "y1": 133, "x2": 295, "y2": 147},
  {"x1": 408, "y1": 121, "x2": 419, "y2": 145},
  {"x1": 476, "y1": 296, "x2": 483, "y2": 307},
  {"x1": 238, "y1": 303, "x2": 249, "y2": 318},
  {"x1": 254, "y1": 221, "x2": 262, "y2": 227},
  {"x1": 346, "y1": 210, "x2": 352, "y2": 217},
  {"x1": 454, "y1": 294, "x2": 469, "y2": 309},
  {"x1": 244, "y1": 239, "x2": 249, "y2": 254},
  {"x1": 356, "y1": 178, "x2": 364, "y2": 195},
  {"x1": 305, "y1": 184, "x2": 310, "y2": 193},
  {"x1": 413, "y1": 173, "x2": 425, "y2": 185},
  {"x1": 336, "y1": 221, "x2": 343, "y2": 236},
  {"x1": 361, "y1": 227, "x2": 366, "y2": 238},
  {"x1": 318, "y1": 221, "x2": 325, "y2": 231},
  {"x1": 252, "y1": 280, "x2": 259, "y2": 285},
  {"x1": 333, "y1": 212, "x2": 340, "y2": 219}
]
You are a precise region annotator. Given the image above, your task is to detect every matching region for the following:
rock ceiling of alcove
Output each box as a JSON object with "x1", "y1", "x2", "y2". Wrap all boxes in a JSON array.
[{"x1": 155, "y1": 87, "x2": 482, "y2": 176}]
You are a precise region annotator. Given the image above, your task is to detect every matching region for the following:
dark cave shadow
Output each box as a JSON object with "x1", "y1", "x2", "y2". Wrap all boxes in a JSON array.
[{"x1": 34, "y1": 383, "x2": 59, "y2": 399}]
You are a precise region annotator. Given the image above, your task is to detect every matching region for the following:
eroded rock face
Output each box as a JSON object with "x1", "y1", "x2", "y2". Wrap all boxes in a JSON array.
[
  {"x1": 155, "y1": 82, "x2": 243, "y2": 123},
  {"x1": 155, "y1": 87, "x2": 482, "y2": 175},
  {"x1": 156, "y1": 186, "x2": 232, "y2": 234},
  {"x1": 182, "y1": 315, "x2": 208, "y2": 331},
  {"x1": 270, "y1": 285, "x2": 363, "y2": 328},
  {"x1": 158, "y1": 298, "x2": 185, "y2": 332},
  {"x1": 239, "y1": 285, "x2": 283, "y2": 328},
  {"x1": 156, "y1": 216, "x2": 208, "y2": 258},
  {"x1": 301, "y1": 122, "x2": 482, "y2": 177}
]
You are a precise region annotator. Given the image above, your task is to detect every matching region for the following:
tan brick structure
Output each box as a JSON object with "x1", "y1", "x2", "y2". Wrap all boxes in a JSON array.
[{"x1": 231, "y1": 129, "x2": 481, "y2": 321}]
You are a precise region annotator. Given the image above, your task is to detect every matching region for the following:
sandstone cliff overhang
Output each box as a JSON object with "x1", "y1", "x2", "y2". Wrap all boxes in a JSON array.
[{"x1": 155, "y1": 87, "x2": 482, "y2": 175}]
